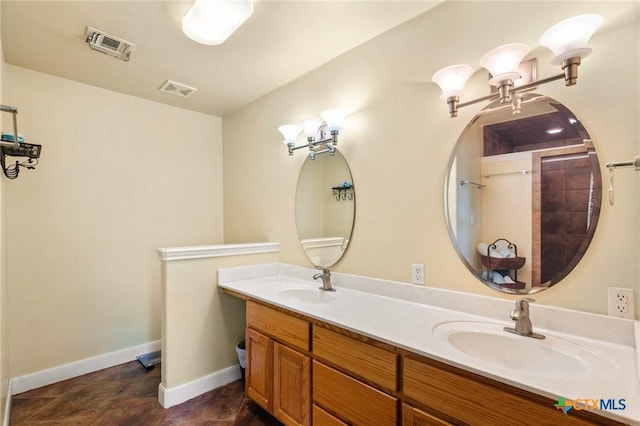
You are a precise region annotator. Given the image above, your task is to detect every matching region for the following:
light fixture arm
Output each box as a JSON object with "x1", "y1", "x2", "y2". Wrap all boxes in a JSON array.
[
  {"x1": 453, "y1": 67, "x2": 574, "y2": 118},
  {"x1": 309, "y1": 144, "x2": 336, "y2": 160},
  {"x1": 288, "y1": 134, "x2": 338, "y2": 156}
]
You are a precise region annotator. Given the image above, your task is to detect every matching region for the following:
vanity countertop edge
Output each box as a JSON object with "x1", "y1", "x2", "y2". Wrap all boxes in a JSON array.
[{"x1": 218, "y1": 262, "x2": 639, "y2": 425}]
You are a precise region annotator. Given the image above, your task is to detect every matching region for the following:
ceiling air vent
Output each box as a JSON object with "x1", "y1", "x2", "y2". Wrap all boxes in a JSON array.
[
  {"x1": 85, "y1": 26, "x2": 136, "y2": 62},
  {"x1": 159, "y1": 80, "x2": 198, "y2": 98}
]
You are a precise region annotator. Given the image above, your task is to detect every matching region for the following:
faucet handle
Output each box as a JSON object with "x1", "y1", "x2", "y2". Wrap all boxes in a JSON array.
[
  {"x1": 515, "y1": 297, "x2": 535, "y2": 307},
  {"x1": 313, "y1": 267, "x2": 330, "y2": 280}
]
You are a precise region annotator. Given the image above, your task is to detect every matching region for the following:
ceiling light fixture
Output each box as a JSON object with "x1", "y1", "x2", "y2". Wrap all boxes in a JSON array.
[
  {"x1": 278, "y1": 109, "x2": 347, "y2": 159},
  {"x1": 182, "y1": 0, "x2": 254, "y2": 46},
  {"x1": 432, "y1": 14, "x2": 602, "y2": 118}
]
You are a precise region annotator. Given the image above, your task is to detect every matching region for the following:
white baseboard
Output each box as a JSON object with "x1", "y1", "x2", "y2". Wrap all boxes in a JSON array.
[
  {"x1": 158, "y1": 364, "x2": 241, "y2": 408},
  {"x1": 10, "y1": 340, "x2": 161, "y2": 395}
]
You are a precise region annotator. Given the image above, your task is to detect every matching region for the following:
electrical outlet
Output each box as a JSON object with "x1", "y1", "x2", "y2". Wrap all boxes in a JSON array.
[
  {"x1": 608, "y1": 287, "x2": 635, "y2": 319},
  {"x1": 411, "y1": 264, "x2": 424, "y2": 285}
]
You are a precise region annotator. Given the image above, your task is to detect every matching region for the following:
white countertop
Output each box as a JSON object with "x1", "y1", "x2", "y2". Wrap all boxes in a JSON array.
[{"x1": 218, "y1": 263, "x2": 639, "y2": 425}]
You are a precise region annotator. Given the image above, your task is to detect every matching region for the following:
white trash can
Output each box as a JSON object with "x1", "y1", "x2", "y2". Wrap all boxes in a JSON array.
[{"x1": 236, "y1": 340, "x2": 246, "y2": 382}]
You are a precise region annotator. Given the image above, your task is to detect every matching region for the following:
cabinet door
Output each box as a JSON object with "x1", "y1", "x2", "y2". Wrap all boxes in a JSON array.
[
  {"x1": 402, "y1": 404, "x2": 452, "y2": 426},
  {"x1": 246, "y1": 328, "x2": 273, "y2": 411},
  {"x1": 273, "y1": 342, "x2": 310, "y2": 426}
]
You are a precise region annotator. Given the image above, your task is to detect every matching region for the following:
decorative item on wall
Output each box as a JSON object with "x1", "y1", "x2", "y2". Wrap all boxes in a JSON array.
[
  {"x1": 182, "y1": 0, "x2": 254, "y2": 45},
  {"x1": 432, "y1": 14, "x2": 602, "y2": 118},
  {"x1": 332, "y1": 181, "x2": 354, "y2": 201},
  {"x1": 278, "y1": 108, "x2": 347, "y2": 159},
  {"x1": 0, "y1": 105, "x2": 42, "y2": 179}
]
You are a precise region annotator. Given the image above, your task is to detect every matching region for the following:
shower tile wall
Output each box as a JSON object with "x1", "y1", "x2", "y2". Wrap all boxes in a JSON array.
[{"x1": 540, "y1": 156, "x2": 594, "y2": 283}]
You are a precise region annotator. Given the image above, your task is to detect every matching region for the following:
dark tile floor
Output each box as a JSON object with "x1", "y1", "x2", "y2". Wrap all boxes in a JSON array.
[{"x1": 10, "y1": 361, "x2": 282, "y2": 425}]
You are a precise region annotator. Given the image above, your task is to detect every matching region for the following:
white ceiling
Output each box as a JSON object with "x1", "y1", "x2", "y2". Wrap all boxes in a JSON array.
[{"x1": 0, "y1": 0, "x2": 440, "y2": 116}]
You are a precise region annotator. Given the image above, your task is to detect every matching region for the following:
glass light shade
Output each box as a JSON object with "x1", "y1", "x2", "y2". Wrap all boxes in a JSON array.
[
  {"x1": 299, "y1": 117, "x2": 323, "y2": 137},
  {"x1": 278, "y1": 124, "x2": 302, "y2": 145},
  {"x1": 479, "y1": 43, "x2": 530, "y2": 85},
  {"x1": 540, "y1": 14, "x2": 603, "y2": 65},
  {"x1": 320, "y1": 108, "x2": 347, "y2": 132},
  {"x1": 182, "y1": 0, "x2": 254, "y2": 46},
  {"x1": 432, "y1": 64, "x2": 474, "y2": 100}
]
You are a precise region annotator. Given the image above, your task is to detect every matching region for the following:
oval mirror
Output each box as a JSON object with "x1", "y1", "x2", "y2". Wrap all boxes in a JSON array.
[
  {"x1": 445, "y1": 93, "x2": 601, "y2": 294},
  {"x1": 295, "y1": 149, "x2": 355, "y2": 267}
]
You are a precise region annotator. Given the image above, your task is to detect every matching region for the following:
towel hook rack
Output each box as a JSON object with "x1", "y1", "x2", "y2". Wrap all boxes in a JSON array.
[
  {"x1": 605, "y1": 155, "x2": 640, "y2": 205},
  {"x1": 0, "y1": 105, "x2": 43, "y2": 179}
]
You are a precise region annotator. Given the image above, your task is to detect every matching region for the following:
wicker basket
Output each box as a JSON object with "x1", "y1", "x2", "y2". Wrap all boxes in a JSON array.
[{"x1": 481, "y1": 255, "x2": 526, "y2": 270}]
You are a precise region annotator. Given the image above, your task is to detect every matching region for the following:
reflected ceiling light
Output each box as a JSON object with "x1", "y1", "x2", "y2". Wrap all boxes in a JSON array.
[
  {"x1": 279, "y1": 109, "x2": 347, "y2": 159},
  {"x1": 546, "y1": 128, "x2": 564, "y2": 134},
  {"x1": 432, "y1": 14, "x2": 602, "y2": 118},
  {"x1": 182, "y1": 0, "x2": 254, "y2": 45}
]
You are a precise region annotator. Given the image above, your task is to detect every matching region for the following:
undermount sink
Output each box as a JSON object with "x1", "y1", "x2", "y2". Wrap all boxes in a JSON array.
[
  {"x1": 277, "y1": 288, "x2": 336, "y2": 304},
  {"x1": 432, "y1": 321, "x2": 617, "y2": 379}
]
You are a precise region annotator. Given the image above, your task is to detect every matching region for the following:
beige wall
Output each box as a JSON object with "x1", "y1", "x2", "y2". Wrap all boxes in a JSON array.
[
  {"x1": 482, "y1": 155, "x2": 533, "y2": 286},
  {"x1": 161, "y1": 252, "x2": 278, "y2": 392},
  {"x1": 0, "y1": 11, "x2": 8, "y2": 423},
  {"x1": 223, "y1": 1, "x2": 640, "y2": 315},
  {"x1": 3, "y1": 65, "x2": 224, "y2": 378}
]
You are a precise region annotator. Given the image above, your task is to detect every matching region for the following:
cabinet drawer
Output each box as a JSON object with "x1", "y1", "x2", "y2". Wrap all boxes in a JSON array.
[
  {"x1": 313, "y1": 404, "x2": 348, "y2": 426},
  {"x1": 403, "y1": 356, "x2": 615, "y2": 426},
  {"x1": 247, "y1": 300, "x2": 310, "y2": 351},
  {"x1": 313, "y1": 325, "x2": 398, "y2": 391},
  {"x1": 402, "y1": 403, "x2": 451, "y2": 426},
  {"x1": 313, "y1": 360, "x2": 397, "y2": 426}
]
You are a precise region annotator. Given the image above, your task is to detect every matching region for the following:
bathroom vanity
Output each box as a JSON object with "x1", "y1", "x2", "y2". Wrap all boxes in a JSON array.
[{"x1": 219, "y1": 264, "x2": 637, "y2": 426}]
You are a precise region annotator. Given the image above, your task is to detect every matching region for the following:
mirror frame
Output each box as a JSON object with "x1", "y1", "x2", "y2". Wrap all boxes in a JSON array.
[
  {"x1": 295, "y1": 148, "x2": 355, "y2": 268},
  {"x1": 444, "y1": 94, "x2": 602, "y2": 294}
]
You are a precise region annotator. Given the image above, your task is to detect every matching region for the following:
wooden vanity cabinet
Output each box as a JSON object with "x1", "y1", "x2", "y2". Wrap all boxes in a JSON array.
[
  {"x1": 312, "y1": 325, "x2": 399, "y2": 425},
  {"x1": 241, "y1": 298, "x2": 625, "y2": 426},
  {"x1": 246, "y1": 300, "x2": 311, "y2": 426},
  {"x1": 403, "y1": 354, "x2": 625, "y2": 426}
]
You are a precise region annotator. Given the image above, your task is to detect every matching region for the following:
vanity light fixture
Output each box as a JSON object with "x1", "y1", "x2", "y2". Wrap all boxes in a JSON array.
[
  {"x1": 278, "y1": 108, "x2": 347, "y2": 159},
  {"x1": 432, "y1": 14, "x2": 603, "y2": 118},
  {"x1": 182, "y1": 0, "x2": 254, "y2": 45}
]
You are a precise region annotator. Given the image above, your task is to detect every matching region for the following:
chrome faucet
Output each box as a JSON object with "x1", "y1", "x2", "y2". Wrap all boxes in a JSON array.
[
  {"x1": 313, "y1": 267, "x2": 335, "y2": 292},
  {"x1": 504, "y1": 298, "x2": 545, "y2": 339}
]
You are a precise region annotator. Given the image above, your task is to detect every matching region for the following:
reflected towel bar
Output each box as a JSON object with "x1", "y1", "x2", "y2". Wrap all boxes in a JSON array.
[
  {"x1": 460, "y1": 180, "x2": 486, "y2": 189},
  {"x1": 483, "y1": 170, "x2": 531, "y2": 178}
]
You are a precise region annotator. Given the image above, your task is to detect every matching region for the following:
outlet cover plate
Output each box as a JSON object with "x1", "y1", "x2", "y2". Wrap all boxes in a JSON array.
[
  {"x1": 607, "y1": 287, "x2": 635, "y2": 319},
  {"x1": 411, "y1": 264, "x2": 424, "y2": 285}
]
